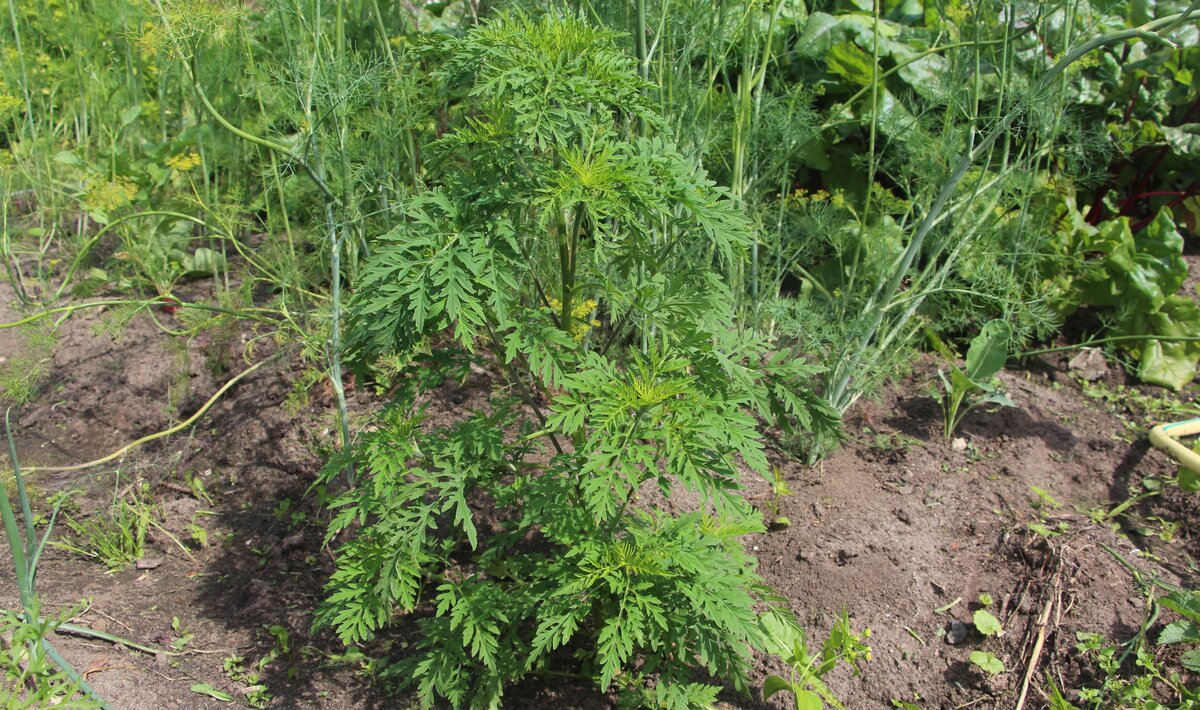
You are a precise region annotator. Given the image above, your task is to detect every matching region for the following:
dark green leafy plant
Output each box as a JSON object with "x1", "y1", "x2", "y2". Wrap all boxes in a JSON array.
[
  {"x1": 1041, "y1": 199, "x2": 1200, "y2": 389},
  {"x1": 315, "y1": 11, "x2": 838, "y2": 708}
]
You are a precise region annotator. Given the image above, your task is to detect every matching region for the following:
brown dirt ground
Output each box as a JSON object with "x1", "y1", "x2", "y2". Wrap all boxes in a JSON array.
[{"x1": 3, "y1": 277, "x2": 1200, "y2": 709}]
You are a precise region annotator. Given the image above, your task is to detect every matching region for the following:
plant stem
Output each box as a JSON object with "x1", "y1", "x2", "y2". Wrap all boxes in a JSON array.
[
  {"x1": 0, "y1": 299, "x2": 280, "y2": 330},
  {"x1": 21, "y1": 356, "x2": 275, "y2": 474},
  {"x1": 1016, "y1": 333, "x2": 1200, "y2": 358}
]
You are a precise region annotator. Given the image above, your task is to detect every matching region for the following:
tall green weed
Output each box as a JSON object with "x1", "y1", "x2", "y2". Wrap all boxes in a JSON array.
[{"x1": 316, "y1": 12, "x2": 839, "y2": 707}]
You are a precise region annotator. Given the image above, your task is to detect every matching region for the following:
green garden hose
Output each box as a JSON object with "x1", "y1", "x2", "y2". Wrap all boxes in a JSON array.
[{"x1": 1149, "y1": 418, "x2": 1200, "y2": 473}]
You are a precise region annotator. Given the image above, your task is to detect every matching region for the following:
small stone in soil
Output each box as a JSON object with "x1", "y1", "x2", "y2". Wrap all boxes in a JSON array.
[
  {"x1": 1068, "y1": 347, "x2": 1108, "y2": 382},
  {"x1": 951, "y1": 437, "x2": 967, "y2": 452},
  {"x1": 945, "y1": 620, "x2": 968, "y2": 645},
  {"x1": 895, "y1": 508, "x2": 912, "y2": 525},
  {"x1": 135, "y1": 558, "x2": 162, "y2": 570}
]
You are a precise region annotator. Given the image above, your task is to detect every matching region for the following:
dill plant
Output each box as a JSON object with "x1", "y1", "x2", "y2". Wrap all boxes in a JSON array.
[{"x1": 315, "y1": 12, "x2": 838, "y2": 708}]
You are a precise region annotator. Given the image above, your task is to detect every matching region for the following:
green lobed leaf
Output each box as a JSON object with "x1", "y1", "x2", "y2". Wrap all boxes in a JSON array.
[
  {"x1": 969, "y1": 650, "x2": 1004, "y2": 675},
  {"x1": 973, "y1": 609, "x2": 1003, "y2": 637},
  {"x1": 1160, "y1": 590, "x2": 1200, "y2": 624}
]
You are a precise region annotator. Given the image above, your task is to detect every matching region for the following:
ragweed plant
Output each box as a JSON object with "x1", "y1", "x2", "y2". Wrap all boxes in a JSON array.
[{"x1": 317, "y1": 11, "x2": 838, "y2": 708}]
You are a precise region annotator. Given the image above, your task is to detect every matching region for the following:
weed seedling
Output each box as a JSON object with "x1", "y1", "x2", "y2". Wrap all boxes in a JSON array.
[
  {"x1": 55, "y1": 481, "x2": 155, "y2": 571},
  {"x1": 969, "y1": 650, "x2": 1004, "y2": 676},
  {"x1": 759, "y1": 610, "x2": 871, "y2": 710},
  {"x1": 932, "y1": 321, "x2": 1015, "y2": 438},
  {"x1": 170, "y1": 617, "x2": 193, "y2": 651},
  {"x1": 764, "y1": 466, "x2": 793, "y2": 530}
]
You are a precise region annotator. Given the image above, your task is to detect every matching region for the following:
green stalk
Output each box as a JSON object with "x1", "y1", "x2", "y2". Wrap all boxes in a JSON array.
[
  {"x1": 21, "y1": 356, "x2": 273, "y2": 475},
  {"x1": 6, "y1": 410, "x2": 35, "y2": 565},
  {"x1": 3, "y1": 411, "x2": 113, "y2": 709},
  {"x1": 1, "y1": 414, "x2": 31, "y2": 609},
  {"x1": 635, "y1": 0, "x2": 649, "y2": 84},
  {"x1": 155, "y1": 0, "x2": 353, "y2": 480},
  {"x1": 5, "y1": 0, "x2": 37, "y2": 141},
  {"x1": 844, "y1": 0, "x2": 884, "y2": 306},
  {"x1": 0, "y1": 298, "x2": 280, "y2": 331}
]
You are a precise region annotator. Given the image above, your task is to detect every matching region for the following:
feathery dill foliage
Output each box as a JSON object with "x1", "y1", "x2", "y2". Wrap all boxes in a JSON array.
[{"x1": 316, "y1": 11, "x2": 839, "y2": 708}]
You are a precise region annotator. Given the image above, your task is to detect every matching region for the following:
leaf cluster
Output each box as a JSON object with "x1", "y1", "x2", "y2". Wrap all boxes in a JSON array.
[{"x1": 319, "y1": 10, "x2": 839, "y2": 706}]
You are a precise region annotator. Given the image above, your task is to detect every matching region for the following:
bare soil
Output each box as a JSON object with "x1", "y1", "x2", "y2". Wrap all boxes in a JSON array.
[{"x1": 3, "y1": 280, "x2": 1199, "y2": 709}]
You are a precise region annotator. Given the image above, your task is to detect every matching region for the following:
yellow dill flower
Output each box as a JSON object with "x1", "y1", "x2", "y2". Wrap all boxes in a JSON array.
[
  {"x1": 83, "y1": 176, "x2": 138, "y2": 212},
  {"x1": 166, "y1": 151, "x2": 202, "y2": 171},
  {"x1": 136, "y1": 26, "x2": 166, "y2": 56},
  {"x1": 946, "y1": 3, "x2": 971, "y2": 24},
  {"x1": 0, "y1": 95, "x2": 21, "y2": 119}
]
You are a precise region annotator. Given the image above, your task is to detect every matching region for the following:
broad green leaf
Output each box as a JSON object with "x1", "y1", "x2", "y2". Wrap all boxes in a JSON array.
[
  {"x1": 182, "y1": 247, "x2": 227, "y2": 277},
  {"x1": 54, "y1": 150, "x2": 83, "y2": 167},
  {"x1": 889, "y1": 0, "x2": 924, "y2": 23},
  {"x1": 969, "y1": 650, "x2": 1004, "y2": 675},
  {"x1": 1180, "y1": 466, "x2": 1200, "y2": 491},
  {"x1": 120, "y1": 104, "x2": 142, "y2": 128},
  {"x1": 979, "y1": 391, "x2": 1015, "y2": 408},
  {"x1": 1078, "y1": 210, "x2": 1185, "y2": 313},
  {"x1": 964, "y1": 320, "x2": 1011, "y2": 384},
  {"x1": 799, "y1": 138, "x2": 831, "y2": 171},
  {"x1": 894, "y1": 46, "x2": 948, "y2": 99},
  {"x1": 948, "y1": 367, "x2": 981, "y2": 397},
  {"x1": 1182, "y1": 443, "x2": 1200, "y2": 491},
  {"x1": 794, "y1": 12, "x2": 843, "y2": 56},
  {"x1": 826, "y1": 42, "x2": 878, "y2": 86},
  {"x1": 1162, "y1": 124, "x2": 1200, "y2": 158},
  {"x1": 973, "y1": 609, "x2": 1003, "y2": 636},
  {"x1": 763, "y1": 674, "x2": 794, "y2": 701},
  {"x1": 1130, "y1": 0, "x2": 1156, "y2": 25},
  {"x1": 1116, "y1": 293, "x2": 1200, "y2": 390},
  {"x1": 796, "y1": 689, "x2": 824, "y2": 710}
]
